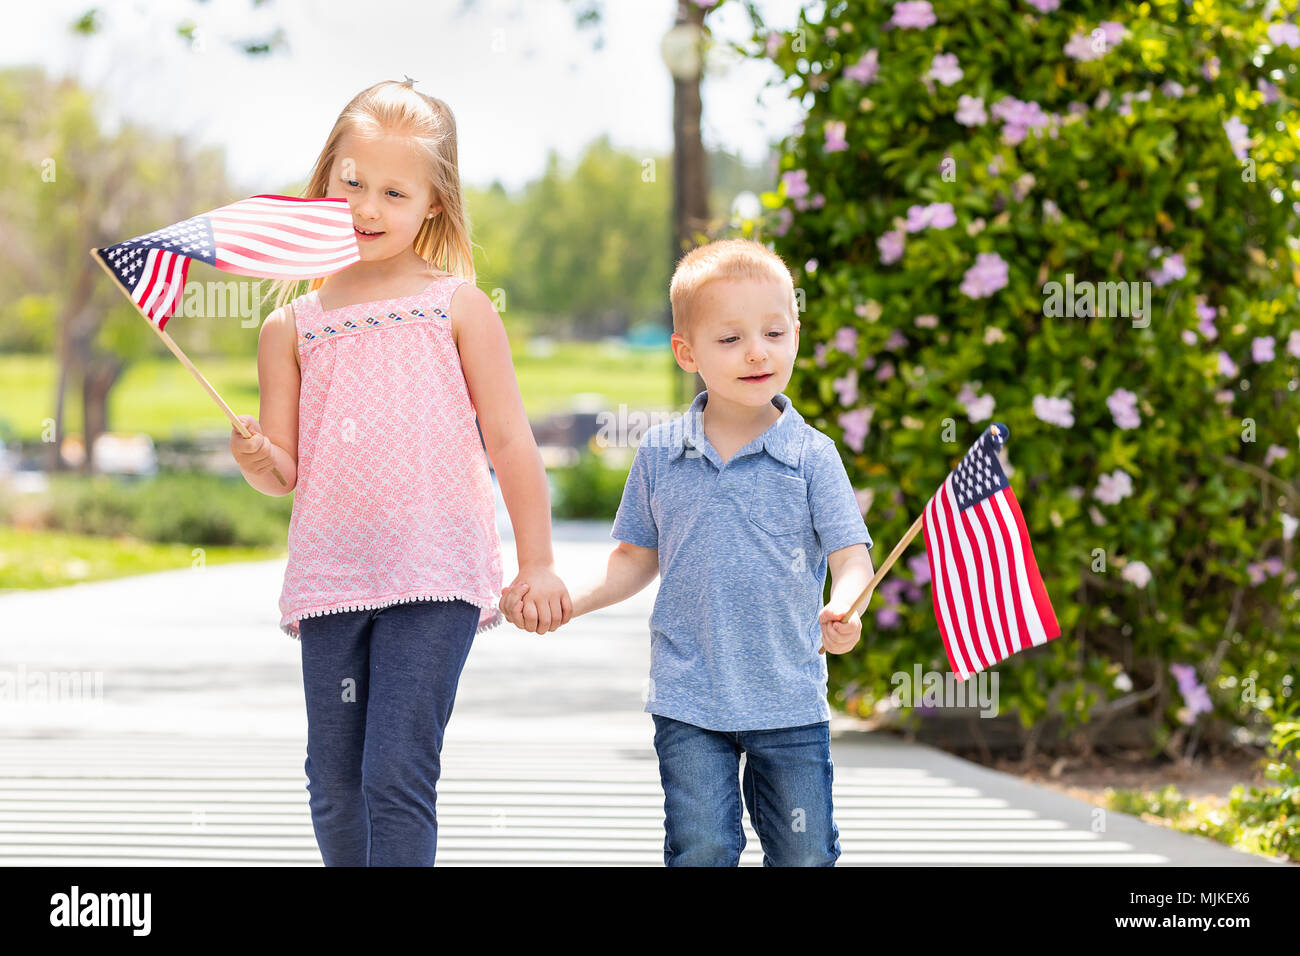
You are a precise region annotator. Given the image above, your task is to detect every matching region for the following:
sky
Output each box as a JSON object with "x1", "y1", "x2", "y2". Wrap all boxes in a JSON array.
[{"x1": 3, "y1": 0, "x2": 809, "y2": 195}]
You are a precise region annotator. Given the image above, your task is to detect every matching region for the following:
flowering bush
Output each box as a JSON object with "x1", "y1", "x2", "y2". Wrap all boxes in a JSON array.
[{"x1": 743, "y1": 0, "x2": 1300, "y2": 752}]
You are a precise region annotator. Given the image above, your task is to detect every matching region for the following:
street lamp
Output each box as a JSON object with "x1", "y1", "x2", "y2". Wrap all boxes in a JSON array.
[{"x1": 661, "y1": 4, "x2": 710, "y2": 408}]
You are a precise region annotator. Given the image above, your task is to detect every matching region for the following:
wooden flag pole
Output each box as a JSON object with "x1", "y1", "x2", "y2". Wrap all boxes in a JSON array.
[
  {"x1": 819, "y1": 510, "x2": 925, "y2": 655},
  {"x1": 88, "y1": 249, "x2": 287, "y2": 488}
]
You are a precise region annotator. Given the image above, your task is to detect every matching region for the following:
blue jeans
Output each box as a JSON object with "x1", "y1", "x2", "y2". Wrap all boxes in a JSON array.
[
  {"x1": 651, "y1": 714, "x2": 841, "y2": 866},
  {"x1": 298, "y1": 598, "x2": 480, "y2": 866}
]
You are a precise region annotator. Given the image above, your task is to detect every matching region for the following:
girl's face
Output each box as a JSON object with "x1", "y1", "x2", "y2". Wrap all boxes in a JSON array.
[{"x1": 327, "y1": 131, "x2": 440, "y2": 260}]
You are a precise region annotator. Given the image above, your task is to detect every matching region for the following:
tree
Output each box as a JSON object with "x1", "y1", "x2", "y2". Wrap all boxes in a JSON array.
[{"x1": 748, "y1": 0, "x2": 1299, "y2": 755}]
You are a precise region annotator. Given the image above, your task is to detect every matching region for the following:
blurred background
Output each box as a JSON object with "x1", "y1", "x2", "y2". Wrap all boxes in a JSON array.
[{"x1": 1, "y1": 0, "x2": 1298, "y2": 863}]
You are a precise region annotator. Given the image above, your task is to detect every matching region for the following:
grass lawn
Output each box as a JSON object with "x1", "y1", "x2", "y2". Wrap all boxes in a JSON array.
[
  {"x1": 0, "y1": 525, "x2": 285, "y2": 592},
  {"x1": 0, "y1": 342, "x2": 680, "y2": 442}
]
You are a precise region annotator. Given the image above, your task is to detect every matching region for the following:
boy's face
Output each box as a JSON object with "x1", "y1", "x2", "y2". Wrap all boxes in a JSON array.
[
  {"x1": 671, "y1": 277, "x2": 801, "y2": 410},
  {"x1": 327, "y1": 131, "x2": 440, "y2": 260}
]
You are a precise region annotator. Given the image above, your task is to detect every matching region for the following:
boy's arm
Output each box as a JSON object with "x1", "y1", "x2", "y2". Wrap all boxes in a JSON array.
[
  {"x1": 571, "y1": 541, "x2": 660, "y2": 618},
  {"x1": 827, "y1": 543, "x2": 874, "y2": 612},
  {"x1": 820, "y1": 543, "x2": 875, "y2": 654}
]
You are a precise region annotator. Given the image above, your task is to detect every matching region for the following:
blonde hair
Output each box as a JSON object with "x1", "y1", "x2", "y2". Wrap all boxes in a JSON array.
[
  {"x1": 669, "y1": 239, "x2": 796, "y2": 340},
  {"x1": 265, "y1": 79, "x2": 475, "y2": 314}
]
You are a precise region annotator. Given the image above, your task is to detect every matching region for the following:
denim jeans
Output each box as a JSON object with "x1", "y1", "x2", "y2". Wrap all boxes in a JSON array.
[
  {"x1": 298, "y1": 598, "x2": 480, "y2": 866},
  {"x1": 651, "y1": 714, "x2": 841, "y2": 866}
]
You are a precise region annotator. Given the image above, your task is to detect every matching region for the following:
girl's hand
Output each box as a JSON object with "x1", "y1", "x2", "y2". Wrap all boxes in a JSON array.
[
  {"x1": 818, "y1": 603, "x2": 862, "y2": 655},
  {"x1": 230, "y1": 414, "x2": 275, "y2": 475},
  {"x1": 499, "y1": 565, "x2": 572, "y2": 634}
]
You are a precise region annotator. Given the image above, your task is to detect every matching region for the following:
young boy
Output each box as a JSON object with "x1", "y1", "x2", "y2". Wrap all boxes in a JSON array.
[{"x1": 501, "y1": 239, "x2": 875, "y2": 866}]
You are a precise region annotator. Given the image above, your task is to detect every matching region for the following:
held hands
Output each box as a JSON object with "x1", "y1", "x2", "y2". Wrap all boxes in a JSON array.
[
  {"x1": 229, "y1": 414, "x2": 275, "y2": 475},
  {"x1": 499, "y1": 563, "x2": 573, "y2": 634},
  {"x1": 818, "y1": 601, "x2": 863, "y2": 655}
]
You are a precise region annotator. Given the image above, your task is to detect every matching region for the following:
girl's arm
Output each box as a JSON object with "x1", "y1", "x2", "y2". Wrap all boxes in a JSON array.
[
  {"x1": 450, "y1": 283, "x2": 572, "y2": 630},
  {"x1": 230, "y1": 305, "x2": 299, "y2": 496}
]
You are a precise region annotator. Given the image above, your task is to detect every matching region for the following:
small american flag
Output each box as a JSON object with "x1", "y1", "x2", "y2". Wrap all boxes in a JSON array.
[
  {"x1": 93, "y1": 195, "x2": 359, "y2": 329},
  {"x1": 922, "y1": 422, "x2": 1061, "y2": 680}
]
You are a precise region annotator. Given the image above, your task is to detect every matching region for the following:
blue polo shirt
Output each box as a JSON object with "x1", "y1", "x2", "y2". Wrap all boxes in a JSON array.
[{"x1": 610, "y1": 389, "x2": 873, "y2": 731}]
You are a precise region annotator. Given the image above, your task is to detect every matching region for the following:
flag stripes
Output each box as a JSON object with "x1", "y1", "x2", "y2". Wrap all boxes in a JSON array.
[
  {"x1": 921, "y1": 424, "x2": 1060, "y2": 680},
  {"x1": 94, "y1": 195, "x2": 359, "y2": 329}
]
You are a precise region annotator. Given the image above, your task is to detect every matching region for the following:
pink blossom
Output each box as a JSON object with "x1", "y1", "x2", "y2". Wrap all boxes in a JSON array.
[
  {"x1": 929, "y1": 53, "x2": 963, "y2": 86},
  {"x1": 904, "y1": 201, "x2": 956, "y2": 232},
  {"x1": 907, "y1": 552, "x2": 931, "y2": 586},
  {"x1": 914, "y1": 314, "x2": 939, "y2": 328},
  {"x1": 875, "y1": 361, "x2": 896, "y2": 381},
  {"x1": 1170, "y1": 662, "x2": 1212, "y2": 722},
  {"x1": 1121, "y1": 559, "x2": 1151, "y2": 588},
  {"x1": 877, "y1": 229, "x2": 905, "y2": 264},
  {"x1": 844, "y1": 49, "x2": 879, "y2": 84},
  {"x1": 1264, "y1": 444, "x2": 1288, "y2": 468},
  {"x1": 765, "y1": 31, "x2": 781, "y2": 57},
  {"x1": 782, "y1": 169, "x2": 809, "y2": 200},
  {"x1": 1148, "y1": 251, "x2": 1186, "y2": 287},
  {"x1": 1287, "y1": 330, "x2": 1300, "y2": 359},
  {"x1": 1033, "y1": 394, "x2": 1075, "y2": 428},
  {"x1": 1098, "y1": 21, "x2": 1127, "y2": 45},
  {"x1": 1223, "y1": 116, "x2": 1251, "y2": 161},
  {"x1": 955, "y1": 94, "x2": 987, "y2": 126},
  {"x1": 771, "y1": 207, "x2": 794, "y2": 237},
  {"x1": 1026, "y1": 0, "x2": 1059, "y2": 10},
  {"x1": 1268, "y1": 22, "x2": 1300, "y2": 49},
  {"x1": 1258, "y1": 79, "x2": 1280, "y2": 104},
  {"x1": 1218, "y1": 352, "x2": 1238, "y2": 377},
  {"x1": 1094, "y1": 468, "x2": 1133, "y2": 504},
  {"x1": 1106, "y1": 387, "x2": 1141, "y2": 430},
  {"x1": 884, "y1": 329, "x2": 907, "y2": 351},
  {"x1": 957, "y1": 382, "x2": 996, "y2": 421},
  {"x1": 1196, "y1": 301, "x2": 1218, "y2": 340},
  {"x1": 889, "y1": 1, "x2": 936, "y2": 29},
  {"x1": 813, "y1": 342, "x2": 829, "y2": 367},
  {"x1": 960, "y1": 251, "x2": 1009, "y2": 298},
  {"x1": 1063, "y1": 25, "x2": 1126, "y2": 62},
  {"x1": 1181, "y1": 330, "x2": 1198, "y2": 346},
  {"x1": 1252, "y1": 336, "x2": 1275, "y2": 363},
  {"x1": 834, "y1": 326, "x2": 859, "y2": 354},
  {"x1": 823, "y1": 120, "x2": 848, "y2": 153},
  {"x1": 833, "y1": 368, "x2": 859, "y2": 406},
  {"x1": 838, "y1": 406, "x2": 874, "y2": 452},
  {"x1": 990, "y1": 96, "x2": 1050, "y2": 144},
  {"x1": 876, "y1": 606, "x2": 901, "y2": 629},
  {"x1": 1161, "y1": 81, "x2": 1185, "y2": 99},
  {"x1": 1202, "y1": 55, "x2": 1220, "y2": 81}
]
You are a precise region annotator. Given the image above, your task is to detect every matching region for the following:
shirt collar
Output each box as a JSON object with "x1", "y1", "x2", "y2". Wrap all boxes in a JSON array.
[{"x1": 674, "y1": 389, "x2": 804, "y2": 468}]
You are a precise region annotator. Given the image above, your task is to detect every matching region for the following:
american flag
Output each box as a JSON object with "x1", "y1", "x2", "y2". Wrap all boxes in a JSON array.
[
  {"x1": 93, "y1": 195, "x2": 359, "y2": 329},
  {"x1": 921, "y1": 422, "x2": 1061, "y2": 681}
]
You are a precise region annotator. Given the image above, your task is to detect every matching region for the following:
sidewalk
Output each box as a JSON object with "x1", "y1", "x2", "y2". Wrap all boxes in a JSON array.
[{"x1": 0, "y1": 519, "x2": 1283, "y2": 866}]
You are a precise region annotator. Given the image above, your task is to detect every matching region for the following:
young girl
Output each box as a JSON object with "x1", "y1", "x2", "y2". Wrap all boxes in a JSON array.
[{"x1": 229, "y1": 78, "x2": 572, "y2": 866}]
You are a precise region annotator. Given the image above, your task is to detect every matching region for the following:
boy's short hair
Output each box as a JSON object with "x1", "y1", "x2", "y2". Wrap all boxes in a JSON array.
[{"x1": 669, "y1": 239, "x2": 797, "y2": 340}]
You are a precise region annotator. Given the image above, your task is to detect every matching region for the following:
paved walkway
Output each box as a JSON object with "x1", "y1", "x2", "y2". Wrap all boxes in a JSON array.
[{"x1": 0, "y1": 519, "x2": 1282, "y2": 866}]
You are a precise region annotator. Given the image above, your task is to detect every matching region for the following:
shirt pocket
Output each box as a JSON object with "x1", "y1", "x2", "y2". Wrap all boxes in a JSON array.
[{"x1": 747, "y1": 472, "x2": 809, "y2": 536}]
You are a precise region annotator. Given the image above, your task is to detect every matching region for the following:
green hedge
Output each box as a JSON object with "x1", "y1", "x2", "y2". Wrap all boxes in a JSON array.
[
  {"x1": 735, "y1": 0, "x2": 1299, "y2": 752},
  {"x1": 31, "y1": 472, "x2": 292, "y2": 548}
]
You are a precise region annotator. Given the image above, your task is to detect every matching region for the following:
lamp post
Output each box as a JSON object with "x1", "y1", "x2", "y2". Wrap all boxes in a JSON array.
[{"x1": 661, "y1": 2, "x2": 710, "y2": 408}]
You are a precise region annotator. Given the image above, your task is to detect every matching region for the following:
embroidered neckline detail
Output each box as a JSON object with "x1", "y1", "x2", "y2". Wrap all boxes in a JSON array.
[{"x1": 297, "y1": 304, "x2": 450, "y2": 351}]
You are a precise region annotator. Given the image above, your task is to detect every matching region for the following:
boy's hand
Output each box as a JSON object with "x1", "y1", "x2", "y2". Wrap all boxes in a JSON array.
[
  {"x1": 818, "y1": 603, "x2": 862, "y2": 655},
  {"x1": 499, "y1": 565, "x2": 572, "y2": 634}
]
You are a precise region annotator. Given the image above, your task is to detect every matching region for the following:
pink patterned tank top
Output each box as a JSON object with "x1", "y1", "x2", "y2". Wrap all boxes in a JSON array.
[{"x1": 277, "y1": 273, "x2": 504, "y2": 638}]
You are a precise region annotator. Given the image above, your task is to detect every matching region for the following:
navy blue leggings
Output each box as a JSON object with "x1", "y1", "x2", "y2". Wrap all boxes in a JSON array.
[{"x1": 298, "y1": 598, "x2": 480, "y2": 866}]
